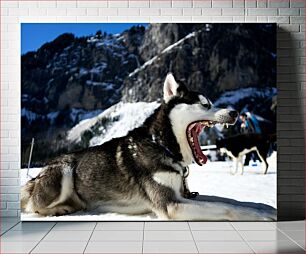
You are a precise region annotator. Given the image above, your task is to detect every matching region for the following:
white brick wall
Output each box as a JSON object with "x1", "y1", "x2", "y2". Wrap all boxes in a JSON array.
[{"x1": 0, "y1": 0, "x2": 305, "y2": 219}]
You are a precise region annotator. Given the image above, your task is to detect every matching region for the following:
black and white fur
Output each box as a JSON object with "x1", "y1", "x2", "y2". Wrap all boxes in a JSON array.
[
  {"x1": 216, "y1": 134, "x2": 272, "y2": 175},
  {"x1": 21, "y1": 74, "x2": 275, "y2": 220}
]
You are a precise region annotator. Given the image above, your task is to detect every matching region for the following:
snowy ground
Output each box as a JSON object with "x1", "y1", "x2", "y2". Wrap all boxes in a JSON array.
[
  {"x1": 20, "y1": 152, "x2": 276, "y2": 221},
  {"x1": 188, "y1": 152, "x2": 277, "y2": 209}
]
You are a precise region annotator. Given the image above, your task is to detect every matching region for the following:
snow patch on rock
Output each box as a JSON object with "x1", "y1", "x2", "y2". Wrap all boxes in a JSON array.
[{"x1": 67, "y1": 101, "x2": 160, "y2": 145}]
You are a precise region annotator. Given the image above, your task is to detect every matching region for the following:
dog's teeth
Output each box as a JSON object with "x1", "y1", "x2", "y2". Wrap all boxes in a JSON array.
[
  {"x1": 200, "y1": 121, "x2": 208, "y2": 126},
  {"x1": 226, "y1": 123, "x2": 229, "y2": 128}
]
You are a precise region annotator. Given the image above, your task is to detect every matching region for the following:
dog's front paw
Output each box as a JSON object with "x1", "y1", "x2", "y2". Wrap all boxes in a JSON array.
[
  {"x1": 229, "y1": 207, "x2": 276, "y2": 221},
  {"x1": 260, "y1": 210, "x2": 277, "y2": 221}
]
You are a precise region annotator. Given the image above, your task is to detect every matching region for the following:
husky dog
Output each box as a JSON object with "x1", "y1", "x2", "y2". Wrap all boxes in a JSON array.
[
  {"x1": 21, "y1": 74, "x2": 275, "y2": 220},
  {"x1": 216, "y1": 134, "x2": 273, "y2": 175}
]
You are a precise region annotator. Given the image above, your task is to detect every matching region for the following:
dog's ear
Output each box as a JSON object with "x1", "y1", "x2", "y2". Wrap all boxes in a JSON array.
[{"x1": 163, "y1": 73, "x2": 187, "y2": 103}]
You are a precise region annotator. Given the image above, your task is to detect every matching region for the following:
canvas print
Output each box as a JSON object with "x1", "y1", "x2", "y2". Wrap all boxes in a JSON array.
[{"x1": 21, "y1": 23, "x2": 277, "y2": 221}]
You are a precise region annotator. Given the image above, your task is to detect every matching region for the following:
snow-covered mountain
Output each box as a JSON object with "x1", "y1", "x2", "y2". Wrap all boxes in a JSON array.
[{"x1": 21, "y1": 26, "x2": 146, "y2": 164}]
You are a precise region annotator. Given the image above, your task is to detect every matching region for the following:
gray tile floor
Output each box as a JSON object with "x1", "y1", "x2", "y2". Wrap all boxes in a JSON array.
[{"x1": 0, "y1": 218, "x2": 304, "y2": 253}]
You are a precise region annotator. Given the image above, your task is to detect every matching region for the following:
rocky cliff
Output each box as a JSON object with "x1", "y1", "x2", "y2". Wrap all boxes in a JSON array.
[{"x1": 122, "y1": 24, "x2": 276, "y2": 102}]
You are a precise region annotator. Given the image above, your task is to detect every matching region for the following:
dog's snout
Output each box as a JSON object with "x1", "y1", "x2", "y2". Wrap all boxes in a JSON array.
[{"x1": 229, "y1": 110, "x2": 238, "y2": 118}]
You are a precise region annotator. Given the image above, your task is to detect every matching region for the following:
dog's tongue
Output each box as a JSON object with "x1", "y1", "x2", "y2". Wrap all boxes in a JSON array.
[{"x1": 191, "y1": 124, "x2": 208, "y2": 165}]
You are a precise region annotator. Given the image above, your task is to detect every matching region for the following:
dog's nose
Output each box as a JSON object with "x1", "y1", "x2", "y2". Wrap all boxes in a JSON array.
[{"x1": 229, "y1": 110, "x2": 238, "y2": 118}]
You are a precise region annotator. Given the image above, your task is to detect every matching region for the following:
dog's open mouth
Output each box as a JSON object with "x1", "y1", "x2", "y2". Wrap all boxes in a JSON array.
[{"x1": 186, "y1": 120, "x2": 217, "y2": 166}]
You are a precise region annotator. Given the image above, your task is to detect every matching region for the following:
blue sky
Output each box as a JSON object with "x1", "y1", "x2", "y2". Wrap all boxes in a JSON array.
[{"x1": 21, "y1": 23, "x2": 148, "y2": 55}]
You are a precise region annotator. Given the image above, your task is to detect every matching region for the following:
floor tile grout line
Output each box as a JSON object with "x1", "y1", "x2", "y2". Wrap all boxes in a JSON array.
[
  {"x1": 228, "y1": 221, "x2": 236, "y2": 231},
  {"x1": 230, "y1": 222, "x2": 256, "y2": 254},
  {"x1": 78, "y1": 240, "x2": 236, "y2": 242},
  {"x1": 29, "y1": 222, "x2": 57, "y2": 254},
  {"x1": 0, "y1": 220, "x2": 20, "y2": 236},
  {"x1": 275, "y1": 229, "x2": 305, "y2": 232},
  {"x1": 187, "y1": 222, "x2": 200, "y2": 254},
  {"x1": 141, "y1": 222, "x2": 145, "y2": 254},
  {"x1": 92, "y1": 230, "x2": 145, "y2": 231},
  {"x1": 269, "y1": 222, "x2": 277, "y2": 229},
  {"x1": 276, "y1": 227, "x2": 305, "y2": 251},
  {"x1": 83, "y1": 222, "x2": 97, "y2": 254}
]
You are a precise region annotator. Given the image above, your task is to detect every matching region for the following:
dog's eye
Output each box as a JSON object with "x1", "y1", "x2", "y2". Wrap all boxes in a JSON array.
[{"x1": 202, "y1": 103, "x2": 210, "y2": 109}]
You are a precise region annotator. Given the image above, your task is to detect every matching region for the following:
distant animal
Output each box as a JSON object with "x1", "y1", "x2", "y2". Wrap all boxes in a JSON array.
[
  {"x1": 216, "y1": 133, "x2": 275, "y2": 175},
  {"x1": 21, "y1": 73, "x2": 275, "y2": 221}
]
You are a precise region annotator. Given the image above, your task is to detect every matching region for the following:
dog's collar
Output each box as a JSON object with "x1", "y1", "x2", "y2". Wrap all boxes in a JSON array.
[{"x1": 151, "y1": 134, "x2": 178, "y2": 161}]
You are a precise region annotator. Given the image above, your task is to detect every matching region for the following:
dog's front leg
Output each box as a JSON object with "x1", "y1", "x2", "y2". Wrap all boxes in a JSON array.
[
  {"x1": 167, "y1": 199, "x2": 275, "y2": 221},
  {"x1": 256, "y1": 151, "x2": 269, "y2": 174},
  {"x1": 238, "y1": 156, "x2": 244, "y2": 175},
  {"x1": 232, "y1": 158, "x2": 239, "y2": 175},
  {"x1": 145, "y1": 172, "x2": 275, "y2": 221}
]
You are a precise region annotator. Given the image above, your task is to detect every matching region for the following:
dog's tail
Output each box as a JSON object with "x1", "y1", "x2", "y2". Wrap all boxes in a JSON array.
[{"x1": 20, "y1": 178, "x2": 36, "y2": 210}]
